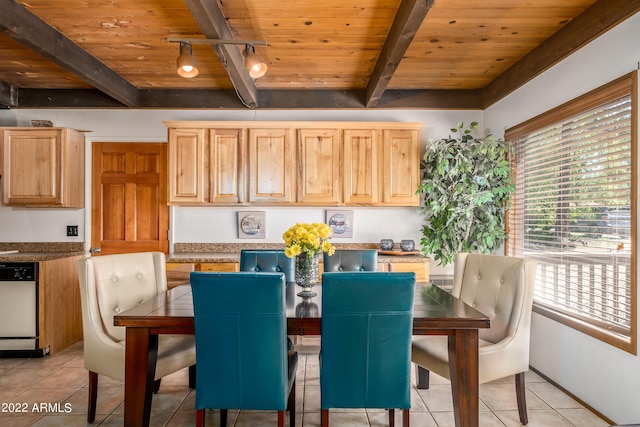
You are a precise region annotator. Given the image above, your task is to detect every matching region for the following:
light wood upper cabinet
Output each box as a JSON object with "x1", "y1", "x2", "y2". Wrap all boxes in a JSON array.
[
  {"x1": 168, "y1": 128, "x2": 206, "y2": 204},
  {"x1": 343, "y1": 129, "x2": 379, "y2": 204},
  {"x1": 248, "y1": 128, "x2": 294, "y2": 203},
  {"x1": 381, "y1": 128, "x2": 420, "y2": 206},
  {"x1": 165, "y1": 121, "x2": 421, "y2": 207},
  {"x1": 1, "y1": 127, "x2": 85, "y2": 207},
  {"x1": 297, "y1": 129, "x2": 341, "y2": 205},
  {"x1": 209, "y1": 128, "x2": 244, "y2": 204}
]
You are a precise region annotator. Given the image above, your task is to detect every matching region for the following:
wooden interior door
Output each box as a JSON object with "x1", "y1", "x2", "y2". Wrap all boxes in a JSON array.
[{"x1": 91, "y1": 142, "x2": 169, "y2": 255}]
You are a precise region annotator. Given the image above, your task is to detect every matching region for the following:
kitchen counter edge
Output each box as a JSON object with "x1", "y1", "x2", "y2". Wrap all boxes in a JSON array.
[
  {"x1": 0, "y1": 252, "x2": 85, "y2": 262},
  {"x1": 167, "y1": 252, "x2": 430, "y2": 264}
]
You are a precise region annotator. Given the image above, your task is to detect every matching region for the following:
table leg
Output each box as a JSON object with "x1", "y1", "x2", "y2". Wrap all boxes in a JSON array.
[
  {"x1": 124, "y1": 327, "x2": 159, "y2": 427},
  {"x1": 448, "y1": 329, "x2": 479, "y2": 427}
]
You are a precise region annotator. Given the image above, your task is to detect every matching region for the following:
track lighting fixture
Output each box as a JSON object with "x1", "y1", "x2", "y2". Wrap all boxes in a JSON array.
[
  {"x1": 243, "y1": 44, "x2": 268, "y2": 79},
  {"x1": 168, "y1": 37, "x2": 268, "y2": 79},
  {"x1": 176, "y1": 42, "x2": 198, "y2": 78}
]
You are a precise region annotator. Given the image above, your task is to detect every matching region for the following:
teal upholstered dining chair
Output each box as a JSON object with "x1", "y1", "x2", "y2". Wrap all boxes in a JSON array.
[
  {"x1": 323, "y1": 249, "x2": 378, "y2": 272},
  {"x1": 320, "y1": 272, "x2": 415, "y2": 427},
  {"x1": 240, "y1": 249, "x2": 296, "y2": 349},
  {"x1": 190, "y1": 271, "x2": 297, "y2": 427},
  {"x1": 239, "y1": 249, "x2": 295, "y2": 283}
]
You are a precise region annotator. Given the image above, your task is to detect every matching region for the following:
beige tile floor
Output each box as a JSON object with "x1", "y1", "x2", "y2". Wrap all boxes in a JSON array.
[{"x1": 0, "y1": 340, "x2": 610, "y2": 427}]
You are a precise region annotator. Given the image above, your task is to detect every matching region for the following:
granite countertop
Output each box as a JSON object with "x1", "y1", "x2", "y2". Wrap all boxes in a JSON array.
[
  {"x1": 167, "y1": 244, "x2": 430, "y2": 264},
  {"x1": 0, "y1": 251, "x2": 85, "y2": 262},
  {"x1": 0, "y1": 243, "x2": 85, "y2": 262},
  {"x1": 167, "y1": 252, "x2": 241, "y2": 263}
]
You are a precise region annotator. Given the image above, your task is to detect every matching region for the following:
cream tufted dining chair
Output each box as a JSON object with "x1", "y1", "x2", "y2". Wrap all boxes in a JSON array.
[
  {"x1": 77, "y1": 252, "x2": 196, "y2": 423},
  {"x1": 412, "y1": 253, "x2": 537, "y2": 425}
]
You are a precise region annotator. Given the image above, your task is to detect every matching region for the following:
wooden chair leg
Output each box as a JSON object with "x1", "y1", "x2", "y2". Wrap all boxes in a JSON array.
[
  {"x1": 515, "y1": 372, "x2": 528, "y2": 425},
  {"x1": 278, "y1": 410, "x2": 285, "y2": 427},
  {"x1": 321, "y1": 409, "x2": 329, "y2": 427},
  {"x1": 403, "y1": 409, "x2": 410, "y2": 427},
  {"x1": 288, "y1": 379, "x2": 296, "y2": 427},
  {"x1": 87, "y1": 371, "x2": 98, "y2": 422},
  {"x1": 389, "y1": 408, "x2": 395, "y2": 427},
  {"x1": 220, "y1": 409, "x2": 228, "y2": 427},
  {"x1": 195, "y1": 409, "x2": 205, "y2": 427},
  {"x1": 153, "y1": 378, "x2": 161, "y2": 393},
  {"x1": 188, "y1": 364, "x2": 196, "y2": 389},
  {"x1": 415, "y1": 365, "x2": 430, "y2": 389}
]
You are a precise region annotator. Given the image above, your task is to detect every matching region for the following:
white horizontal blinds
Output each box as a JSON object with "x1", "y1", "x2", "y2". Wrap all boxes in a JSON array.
[{"x1": 506, "y1": 72, "x2": 636, "y2": 348}]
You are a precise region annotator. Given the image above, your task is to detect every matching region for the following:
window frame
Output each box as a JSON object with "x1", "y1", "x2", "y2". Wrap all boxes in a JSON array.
[{"x1": 505, "y1": 71, "x2": 637, "y2": 354}]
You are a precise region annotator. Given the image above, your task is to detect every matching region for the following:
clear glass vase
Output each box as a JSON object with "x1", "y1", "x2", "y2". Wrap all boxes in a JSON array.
[{"x1": 295, "y1": 252, "x2": 319, "y2": 297}]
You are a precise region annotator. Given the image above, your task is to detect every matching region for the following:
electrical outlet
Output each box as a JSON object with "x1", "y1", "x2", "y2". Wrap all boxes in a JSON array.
[{"x1": 67, "y1": 225, "x2": 78, "y2": 237}]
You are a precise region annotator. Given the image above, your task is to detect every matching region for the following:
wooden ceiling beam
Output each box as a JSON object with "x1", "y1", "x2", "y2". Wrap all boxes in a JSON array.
[
  {"x1": 0, "y1": 0, "x2": 139, "y2": 107},
  {"x1": 17, "y1": 89, "x2": 127, "y2": 108},
  {"x1": 15, "y1": 88, "x2": 482, "y2": 109},
  {"x1": 482, "y1": 0, "x2": 640, "y2": 108},
  {"x1": 378, "y1": 89, "x2": 483, "y2": 109},
  {"x1": 0, "y1": 79, "x2": 18, "y2": 107},
  {"x1": 365, "y1": 0, "x2": 434, "y2": 108},
  {"x1": 183, "y1": 0, "x2": 259, "y2": 108}
]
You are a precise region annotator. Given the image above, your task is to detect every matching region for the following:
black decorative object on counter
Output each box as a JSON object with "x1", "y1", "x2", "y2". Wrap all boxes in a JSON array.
[
  {"x1": 400, "y1": 240, "x2": 415, "y2": 251},
  {"x1": 379, "y1": 239, "x2": 394, "y2": 250}
]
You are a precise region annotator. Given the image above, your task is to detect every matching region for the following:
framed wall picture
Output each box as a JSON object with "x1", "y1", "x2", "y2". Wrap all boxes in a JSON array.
[
  {"x1": 238, "y1": 211, "x2": 266, "y2": 239},
  {"x1": 326, "y1": 210, "x2": 354, "y2": 238}
]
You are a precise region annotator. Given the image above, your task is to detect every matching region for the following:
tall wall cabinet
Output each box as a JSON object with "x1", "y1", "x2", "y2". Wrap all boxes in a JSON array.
[
  {"x1": 165, "y1": 121, "x2": 422, "y2": 207},
  {"x1": 1, "y1": 127, "x2": 85, "y2": 207}
]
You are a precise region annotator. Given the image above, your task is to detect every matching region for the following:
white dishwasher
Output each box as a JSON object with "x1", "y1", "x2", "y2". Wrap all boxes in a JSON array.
[{"x1": 0, "y1": 262, "x2": 44, "y2": 357}]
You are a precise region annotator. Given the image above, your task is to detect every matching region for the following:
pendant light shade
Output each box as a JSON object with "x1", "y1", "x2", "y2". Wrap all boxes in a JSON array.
[
  {"x1": 177, "y1": 42, "x2": 198, "y2": 78},
  {"x1": 244, "y1": 44, "x2": 267, "y2": 79}
]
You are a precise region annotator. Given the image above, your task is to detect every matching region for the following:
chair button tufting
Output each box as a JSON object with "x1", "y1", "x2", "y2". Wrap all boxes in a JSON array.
[
  {"x1": 477, "y1": 274, "x2": 482, "y2": 280},
  {"x1": 114, "y1": 306, "x2": 120, "y2": 313},
  {"x1": 111, "y1": 276, "x2": 118, "y2": 282},
  {"x1": 472, "y1": 303, "x2": 477, "y2": 308},
  {"x1": 137, "y1": 273, "x2": 143, "y2": 279},
  {"x1": 495, "y1": 308, "x2": 500, "y2": 314},
  {"x1": 500, "y1": 278, "x2": 505, "y2": 284},
  {"x1": 276, "y1": 267, "x2": 282, "y2": 272},
  {"x1": 338, "y1": 267, "x2": 343, "y2": 271},
  {"x1": 359, "y1": 267, "x2": 364, "y2": 271}
]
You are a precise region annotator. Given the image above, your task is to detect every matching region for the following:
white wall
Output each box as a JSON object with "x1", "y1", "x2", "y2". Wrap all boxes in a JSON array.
[
  {"x1": 485, "y1": 12, "x2": 640, "y2": 424},
  {"x1": 0, "y1": 109, "x2": 479, "y2": 277}
]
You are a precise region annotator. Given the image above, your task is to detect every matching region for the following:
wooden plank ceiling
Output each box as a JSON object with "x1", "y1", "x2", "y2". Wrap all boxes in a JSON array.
[{"x1": 0, "y1": 0, "x2": 638, "y2": 109}]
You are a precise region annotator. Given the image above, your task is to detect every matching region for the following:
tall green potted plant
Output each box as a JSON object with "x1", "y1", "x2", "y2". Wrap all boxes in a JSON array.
[{"x1": 418, "y1": 122, "x2": 515, "y2": 265}]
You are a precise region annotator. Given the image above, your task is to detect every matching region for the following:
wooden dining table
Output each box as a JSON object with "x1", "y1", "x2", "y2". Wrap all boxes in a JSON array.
[{"x1": 114, "y1": 281, "x2": 490, "y2": 427}]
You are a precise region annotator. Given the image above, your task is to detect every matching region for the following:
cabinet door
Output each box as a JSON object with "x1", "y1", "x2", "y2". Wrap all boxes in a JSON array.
[
  {"x1": 166, "y1": 263, "x2": 195, "y2": 288},
  {"x1": 343, "y1": 129, "x2": 379, "y2": 204},
  {"x1": 381, "y1": 129, "x2": 420, "y2": 206},
  {"x1": 248, "y1": 128, "x2": 294, "y2": 203},
  {"x1": 389, "y1": 261, "x2": 430, "y2": 282},
  {"x1": 298, "y1": 129, "x2": 341, "y2": 205},
  {"x1": 168, "y1": 128, "x2": 206, "y2": 204},
  {"x1": 210, "y1": 128, "x2": 244, "y2": 204},
  {"x1": 2, "y1": 129, "x2": 63, "y2": 205},
  {"x1": 197, "y1": 263, "x2": 239, "y2": 272}
]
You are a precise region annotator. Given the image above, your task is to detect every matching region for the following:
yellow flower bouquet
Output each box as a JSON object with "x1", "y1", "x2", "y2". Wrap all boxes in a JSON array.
[
  {"x1": 283, "y1": 222, "x2": 335, "y2": 296},
  {"x1": 282, "y1": 222, "x2": 336, "y2": 258}
]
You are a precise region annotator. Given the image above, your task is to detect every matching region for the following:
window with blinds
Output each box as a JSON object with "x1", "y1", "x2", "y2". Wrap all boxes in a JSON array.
[{"x1": 505, "y1": 71, "x2": 637, "y2": 354}]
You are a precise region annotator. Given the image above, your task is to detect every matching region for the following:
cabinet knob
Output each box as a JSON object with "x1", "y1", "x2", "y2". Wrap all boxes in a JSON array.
[{"x1": 91, "y1": 247, "x2": 101, "y2": 254}]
